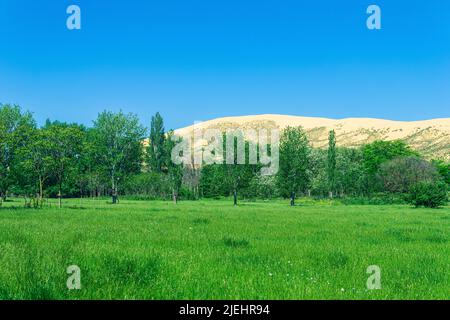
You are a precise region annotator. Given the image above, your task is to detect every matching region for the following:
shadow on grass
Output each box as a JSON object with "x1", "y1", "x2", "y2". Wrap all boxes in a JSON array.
[
  {"x1": 192, "y1": 218, "x2": 210, "y2": 225},
  {"x1": 223, "y1": 237, "x2": 250, "y2": 248}
]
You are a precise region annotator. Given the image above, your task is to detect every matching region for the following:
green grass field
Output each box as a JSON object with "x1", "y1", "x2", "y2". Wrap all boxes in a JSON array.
[{"x1": 0, "y1": 198, "x2": 449, "y2": 300}]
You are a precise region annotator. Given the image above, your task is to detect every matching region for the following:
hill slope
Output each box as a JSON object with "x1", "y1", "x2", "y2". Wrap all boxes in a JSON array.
[{"x1": 174, "y1": 114, "x2": 450, "y2": 160}]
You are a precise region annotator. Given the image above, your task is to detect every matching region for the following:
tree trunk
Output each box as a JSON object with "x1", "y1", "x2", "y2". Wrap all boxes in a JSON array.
[
  {"x1": 172, "y1": 188, "x2": 177, "y2": 204},
  {"x1": 111, "y1": 174, "x2": 117, "y2": 204},
  {"x1": 290, "y1": 191, "x2": 295, "y2": 206},
  {"x1": 112, "y1": 189, "x2": 117, "y2": 204},
  {"x1": 58, "y1": 183, "x2": 62, "y2": 208},
  {"x1": 233, "y1": 190, "x2": 237, "y2": 206},
  {"x1": 39, "y1": 177, "x2": 44, "y2": 207},
  {"x1": 329, "y1": 191, "x2": 333, "y2": 199}
]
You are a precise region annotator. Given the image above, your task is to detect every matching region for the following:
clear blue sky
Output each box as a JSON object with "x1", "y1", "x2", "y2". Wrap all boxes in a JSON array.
[{"x1": 0, "y1": 0, "x2": 449, "y2": 129}]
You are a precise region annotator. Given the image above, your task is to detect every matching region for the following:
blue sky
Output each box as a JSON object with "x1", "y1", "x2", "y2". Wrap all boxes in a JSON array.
[{"x1": 0, "y1": 0, "x2": 449, "y2": 129}]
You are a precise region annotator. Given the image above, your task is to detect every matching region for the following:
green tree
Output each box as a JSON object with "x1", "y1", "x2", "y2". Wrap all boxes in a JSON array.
[
  {"x1": 0, "y1": 104, "x2": 36, "y2": 202},
  {"x1": 249, "y1": 173, "x2": 277, "y2": 199},
  {"x1": 335, "y1": 148, "x2": 365, "y2": 196},
  {"x1": 223, "y1": 135, "x2": 261, "y2": 206},
  {"x1": 148, "y1": 112, "x2": 166, "y2": 173},
  {"x1": 122, "y1": 172, "x2": 169, "y2": 199},
  {"x1": 362, "y1": 140, "x2": 418, "y2": 192},
  {"x1": 378, "y1": 156, "x2": 438, "y2": 194},
  {"x1": 309, "y1": 148, "x2": 328, "y2": 196},
  {"x1": 362, "y1": 140, "x2": 418, "y2": 175},
  {"x1": 68, "y1": 126, "x2": 102, "y2": 199},
  {"x1": 277, "y1": 126, "x2": 311, "y2": 206},
  {"x1": 432, "y1": 160, "x2": 450, "y2": 187},
  {"x1": 199, "y1": 164, "x2": 227, "y2": 198},
  {"x1": 407, "y1": 181, "x2": 448, "y2": 208},
  {"x1": 164, "y1": 131, "x2": 183, "y2": 203},
  {"x1": 19, "y1": 128, "x2": 53, "y2": 204},
  {"x1": 43, "y1": 122, "x2": 85, "y2": 208},
  {"x1": 199, "y1": 136, "x2": 260, "y2": 204},
  {"x1": 327, "y1": 130, "x2": 336, "y2": 198},
  {"x1": 92, "y1": 111, "x2": 146, "y2": 204},
  {"x1": 310, "y1": 147, "x2": 365, "y2": 198}
]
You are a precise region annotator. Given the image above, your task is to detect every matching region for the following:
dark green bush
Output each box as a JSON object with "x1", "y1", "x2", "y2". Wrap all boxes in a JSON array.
[{"x1": 407, "y1": 181, "x2": 448, "y2": 208}]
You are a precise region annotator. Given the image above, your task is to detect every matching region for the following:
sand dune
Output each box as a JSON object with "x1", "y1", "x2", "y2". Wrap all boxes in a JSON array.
[{"x1": 174, "y1": 114, "x2": 450, "y2": 160}]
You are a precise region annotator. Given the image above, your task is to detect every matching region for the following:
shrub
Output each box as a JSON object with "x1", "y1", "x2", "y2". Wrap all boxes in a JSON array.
[
  {"x1": 378, "y1": 156, "x2": 437, "y2": 193},
  {"x1": 407, "y1": 181, "x2": 448, "y2": 208},
  {"x1": 122, "y1": 172, "x2": 171, "y2": 200}
]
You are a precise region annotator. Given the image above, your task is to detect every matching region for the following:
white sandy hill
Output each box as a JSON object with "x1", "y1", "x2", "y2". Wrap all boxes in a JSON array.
[{"x1": 174, "y1": 114, "x2": 450, "y2": 160}]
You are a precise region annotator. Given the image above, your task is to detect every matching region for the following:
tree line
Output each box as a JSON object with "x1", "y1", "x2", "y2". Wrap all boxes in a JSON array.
[
  {"x1": 0, "y1": 104, "x2": 448, "y2": 208},
  {"x1": 200, "y1": 126, "x2": 449, "y2": 207},
  {"x1": 0, "y1": 104, "x2": 181, "y2": 207}
]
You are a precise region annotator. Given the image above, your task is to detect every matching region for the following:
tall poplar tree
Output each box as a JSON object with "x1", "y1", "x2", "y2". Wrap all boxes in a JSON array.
[
  {"x1": 327, "y1": 130, "x2": 336, "y2": 198},
  {"x1": 148, "y1": 112, "x2": 166, "y2": 173}
]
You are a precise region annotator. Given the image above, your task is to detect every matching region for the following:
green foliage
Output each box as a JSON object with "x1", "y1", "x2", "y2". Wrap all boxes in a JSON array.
[
  {"x1": 164, "y1": 131, "x2": 183, "y2": 203},
  {"x1": 339, "y1": 193, "x2": 407, "y2": 205},
  {"x1": 1, "y1": 104, "x2": 447, "y2": 205},
  {"x1": 42, "y1": 122, "x2": 85, "y2": 206},
  {"x1": 327, "y1": 130, "x2": 336, "y2": 196},
  {"x1": 249, "y1": 174, "x2": 278, "y2": 199},
  {"x1": 362, "y1": 140, "x2": 418, "y2": 176},
  {"x1": 74, "y1": 128, "x2": 105, "y2": 198},
  {"x1": 122, "y1": 172, "x2": 171, "y2": 199},
  {"x1": 378, "y1": 156, "x2": 438, "y2": 193},
  {"x1": 0, "y1": 104, "x2": 35, "y2": 199},
  {"x1": 277, "y1": 126, "x2": 311, "y2": 197},
  {"x1": 334, "y1": 148, "x2": 366, "y2": 196},
  {"x1": 18, "y1": 128, "x2": 53, "y2": 199},
  {"x1": 199, "y1": 164, "x2": 227, "y2": 198},
  {"x1": 92, "y1": 111, "x2": 146, "y2": 201},
  {"x1": 224, "y1": 136, "x2": 261, "y2": 199},
  {"x1": 148, "y1": 112, "x2": 166, "y2": 173},
  {"x1": 200, "y1": 136, "x2": 261, "y2": 201},
  {"x1": 199, "y1": 162, "x2": 259, "y2": 199},
  {"x1": 432, "y1": 160, "x2": 450, "y2": 187},
  {"x1": 407, "y1": 181, "x2": 448, "y2": 208},
  {"x1": 310, "y1": 147, "x2": 366, "y2": 197}
]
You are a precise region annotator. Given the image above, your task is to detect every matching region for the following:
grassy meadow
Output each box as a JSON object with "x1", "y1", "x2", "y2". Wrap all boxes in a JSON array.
[{"x1": 0, "y1": 198, "x2": 449, "y2": 300}]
